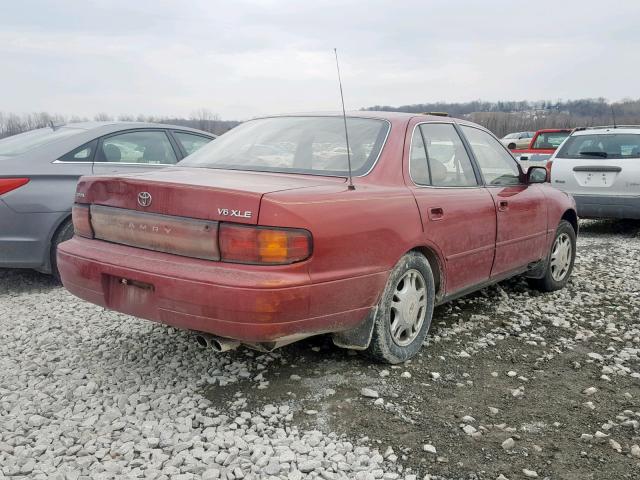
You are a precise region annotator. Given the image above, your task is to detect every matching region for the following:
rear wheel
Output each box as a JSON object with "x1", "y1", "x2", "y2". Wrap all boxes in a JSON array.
[
  {"x1": 50, "y1": 218, "x2": 74, "y2": 281},
  {"x1": 528, "y1": 220, "x2": 576, "y2": 292},
  {"x1": 366, "y1": 252, "x2": 435, "y2": 364}
]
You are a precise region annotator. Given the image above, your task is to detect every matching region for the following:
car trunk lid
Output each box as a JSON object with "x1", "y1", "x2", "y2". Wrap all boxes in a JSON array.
[{"x1": 76, "y1": 166, "x2": 345, "y2": 224}]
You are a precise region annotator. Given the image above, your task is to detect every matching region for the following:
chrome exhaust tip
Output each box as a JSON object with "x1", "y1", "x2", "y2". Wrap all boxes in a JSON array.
[{"x1": 194, "y1": 333, "x2": 240, "y2": 353}]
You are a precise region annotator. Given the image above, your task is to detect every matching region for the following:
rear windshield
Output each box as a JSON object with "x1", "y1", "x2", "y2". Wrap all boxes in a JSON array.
[
  {"x1": 0, "y1": 127, "x2": 82, "y2": 157},
  {"x1": 556, "y1": 133, "x2": 640, "y2": 159},
  {"x1": 180, "y1": 116, "x2": 390, "y2": 176},
  {"x1": 532, "y1": 132, "x2": 569, "y2": 149}
]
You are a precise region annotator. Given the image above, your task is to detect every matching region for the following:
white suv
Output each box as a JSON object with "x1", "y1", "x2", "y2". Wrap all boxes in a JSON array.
[{"x1": 549, "y1": 126, "x2": 640, "y2": 219}]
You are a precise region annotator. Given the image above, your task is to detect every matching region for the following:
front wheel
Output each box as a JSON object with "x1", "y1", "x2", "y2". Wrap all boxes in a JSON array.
[
  {"x1": 528, "y1": 220, "x2": 576, "y2": 292},
  {"x1": 366, "y1": 252, "x2": 435, "y2": 364}
]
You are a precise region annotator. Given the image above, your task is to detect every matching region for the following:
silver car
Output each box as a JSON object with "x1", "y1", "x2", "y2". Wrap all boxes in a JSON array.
[
  {"x1": 550, "y1": 125, "x2": 640, "y2": 219},
  {"x1": 0, "y1": 122, "x2": 215, "y2": 276}
]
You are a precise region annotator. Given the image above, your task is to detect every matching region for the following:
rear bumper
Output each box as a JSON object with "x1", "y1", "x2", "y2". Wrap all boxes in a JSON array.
[
  {"x1": 57, "y1": 237, "x2": 386, "y2": 343},
  {"x1": 573, "y1": 194, "x2": 640, "y2": 219}
]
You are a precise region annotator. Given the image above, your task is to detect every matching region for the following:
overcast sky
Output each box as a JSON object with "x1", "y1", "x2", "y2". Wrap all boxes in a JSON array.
[{"x1": 2, "y1": 0, "x2": 639, "y2": 120}]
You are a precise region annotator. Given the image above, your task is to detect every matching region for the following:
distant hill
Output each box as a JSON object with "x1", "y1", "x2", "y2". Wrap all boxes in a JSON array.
[{"x1": 363, "y1": 98, "x2": 640, "y2": 137}]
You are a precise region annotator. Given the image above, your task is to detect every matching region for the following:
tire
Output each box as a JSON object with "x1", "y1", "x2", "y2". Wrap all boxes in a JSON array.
[
  {"x1": 528, "y1": 220, "x2": 576, "y2": 292},
  {"x1": 50, "y1": 218, "x2": 74, "y2": 281},
  {"x1": 366, "y1": 252, "x2": 435, "y2": 364},
  {"x1": 508, "y1": 143, "x2": 516, "y2": 150}
]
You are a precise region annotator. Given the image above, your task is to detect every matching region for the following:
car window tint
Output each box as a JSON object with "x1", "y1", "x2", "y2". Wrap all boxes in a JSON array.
[
  {"x1": 409, "y1": 127, "x2": 430, "y2": 185},
  {"x1": 461, "y1": 126, "x2": 521, "y2": 186},
  {"x1": 420, "y1": 123, "x2": 477, "y2": 187},
  {"x1": 0, "y1": 127, "x2": 83, "y2": 157},
  {"x1": 98, "y1": 131, "x2": 177, "y2": 165},
  {"x1": 556, "y1": 133, "x2": 640, "y2": 159},
  {"x1": 173, "y1": 132, "x2": 212, "y2": 156},
  {"x1": 180, "y1": 117, "x2": 389, "y2": 176},
  {"x1": 58, "y1": 139, "x2": 97, "y2": 162}
]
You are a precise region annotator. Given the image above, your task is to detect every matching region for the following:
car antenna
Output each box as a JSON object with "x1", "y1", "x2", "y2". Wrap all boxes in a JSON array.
[
  {"x1": 611, "y1": 104, "x2": 617, "y2": 128},
  {"x1": 333, "y1": 48, "x2": 355, "y2": 191}
]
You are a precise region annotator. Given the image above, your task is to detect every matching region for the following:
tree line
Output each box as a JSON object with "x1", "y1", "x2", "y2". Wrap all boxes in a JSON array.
[
  {"x1": 0, "y1": 109, "x2": 239, "y2": 139},
  {"x1": 364, "y1": 98, "x2": 640, "y2": 137},
  {"x1": 3, "y1": 98, "x2": 640, "y2": 140}
]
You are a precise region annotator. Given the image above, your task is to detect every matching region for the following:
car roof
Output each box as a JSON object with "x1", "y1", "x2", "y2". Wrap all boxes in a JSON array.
[
  {"x1": 255, "y1": 110, "x2": 456, "y2": 123},
  {"x1": 572, "y1": 126, "x2": 640, "y2": 136},
  {"x1": 58, "y1": 121, "x2": 215, "y2": 137},
  {"x1": 535, "y1": 128, "x2": 572, "y2": 134}
]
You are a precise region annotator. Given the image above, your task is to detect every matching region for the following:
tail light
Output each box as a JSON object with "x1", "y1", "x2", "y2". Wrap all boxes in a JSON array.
[
  {"x1": 72, "y1": 204, "x2": 94, "y2": 238},
  {"x1": 545, "y1": 160, "x2": 553, "y2": 182},
  {"x1": 0, "y1": 178, "x2": 29, "y2": 196},
  {"x1": 219, "y1": 224, "x2": 312, "y2": 265}
]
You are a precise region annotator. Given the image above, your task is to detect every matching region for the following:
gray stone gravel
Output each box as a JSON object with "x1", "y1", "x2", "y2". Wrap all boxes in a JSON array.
[
  {"x1": 1, "y1": 219, "x2": 639, "y2": 480},
  {"x1": 0, "y1": 273, "x2": 402, "y2": 479}
]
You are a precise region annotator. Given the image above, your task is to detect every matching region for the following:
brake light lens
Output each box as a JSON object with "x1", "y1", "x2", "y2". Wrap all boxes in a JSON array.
[
  {"x1": 72, "y1": 204, "x2": 94, "y2": 238},
  {"x1": 219, "y1": 223, "x2": 312, "y2": 265},
  {"x1": 0, "y1": 178, "x2": 29, "y2": 196}
]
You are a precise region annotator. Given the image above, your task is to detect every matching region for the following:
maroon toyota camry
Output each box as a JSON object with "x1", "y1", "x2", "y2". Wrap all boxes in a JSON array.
[{"x1": 58, "y1": 112, "x2": 577, "y2": 363}]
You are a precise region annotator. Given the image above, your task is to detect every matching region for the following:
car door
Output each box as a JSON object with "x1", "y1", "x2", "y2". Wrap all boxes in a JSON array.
[
  {"x1": 92, "y1": 129, "x2": 180, "y2": 175},
  {"x1": 407, "y1": 121, "x2": 497, "y2": 295},
  {"x1": 459, "y1": 125, "x2": 548, "y2": 278}
]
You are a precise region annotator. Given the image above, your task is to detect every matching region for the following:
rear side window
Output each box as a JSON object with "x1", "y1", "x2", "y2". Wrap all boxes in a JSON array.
[
  {"x1": 173, "y1": 132, "x2": 213, "y2": 155},
  {"x1": 417, "y1": 123, "x2": 478, "y2": 187},
  {"x1": 409, "y1": 128, "x2": 430, "y2": 185},
  {"x1": 0, "y1": 127, "x2": 82, "y2": 157},
  {"x1": 532, "y1": 132, "x2": 569, "y2": 149},
  {"x1": 58, "y1": 140, "x2": 97, "y2": 162},
  {"x1": 556, "y1": 133, "x2": 640, "y2": 159},
  {"x1": 461, "y1": 126, "x2": 521, "y2": 186},
  {"x1": 98, "y1": 131, "x2": 177, "y2": 165}
]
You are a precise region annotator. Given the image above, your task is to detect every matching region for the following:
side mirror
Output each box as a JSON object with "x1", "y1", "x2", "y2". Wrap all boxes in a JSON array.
[{"x1": 527, "y1": 166, "x2": 547, "y2": 184}]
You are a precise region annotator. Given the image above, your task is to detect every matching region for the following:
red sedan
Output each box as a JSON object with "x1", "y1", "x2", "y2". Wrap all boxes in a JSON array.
[{"x1": 58, "y1": 112, "x2": 577, "y2": 363}]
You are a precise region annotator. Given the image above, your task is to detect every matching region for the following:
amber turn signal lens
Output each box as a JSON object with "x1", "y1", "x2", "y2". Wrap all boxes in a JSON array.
[
  {"x1": 72, "y1": 204, "x2": 94, "y2": 238},
  {"x1": 219, "y1": 223, "x2": 312, "y2": 265}
]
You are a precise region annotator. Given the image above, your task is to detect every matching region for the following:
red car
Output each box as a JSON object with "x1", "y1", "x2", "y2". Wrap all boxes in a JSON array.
[
  {"x1": 512, "y1": 128, "x2": 572, "y2": 166},
  {"x1": 58, "y1": 113, "x2": 578, "y2": 363}
]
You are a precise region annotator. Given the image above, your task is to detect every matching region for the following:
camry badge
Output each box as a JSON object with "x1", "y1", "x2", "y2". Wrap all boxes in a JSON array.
[{"x1": 137, "y1": 192, "x2": 152, "y2": 207}]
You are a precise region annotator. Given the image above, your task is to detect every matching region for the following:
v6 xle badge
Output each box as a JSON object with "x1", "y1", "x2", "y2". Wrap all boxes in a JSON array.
[{"x1": 218, "y1": 208, "x2": 252, "y2": 219}]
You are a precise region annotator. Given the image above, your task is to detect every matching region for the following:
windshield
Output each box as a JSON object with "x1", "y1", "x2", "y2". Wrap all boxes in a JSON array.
[
  {"x1": 556, "y1": 133, "x2": 640, "y2": 159},
  {"x1": 0, "y1": 127, "x2": 83, "y2": 157},
  {"x1": 180, "y1": 116, "x2": 390, "y2": 176},
  {"x1": 532, "y1": 131, "x2": 569, "y2": 149}
]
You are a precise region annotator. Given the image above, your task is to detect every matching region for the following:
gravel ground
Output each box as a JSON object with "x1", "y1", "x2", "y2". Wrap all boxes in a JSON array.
[{"x1": 1, "y1": 219, "x2": 639, "y2": 480}]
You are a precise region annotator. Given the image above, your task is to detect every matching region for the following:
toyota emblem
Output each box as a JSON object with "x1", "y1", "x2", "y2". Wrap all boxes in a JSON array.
[{"x1": 137, "y1": 191, "x2": 152, "y2": 207}]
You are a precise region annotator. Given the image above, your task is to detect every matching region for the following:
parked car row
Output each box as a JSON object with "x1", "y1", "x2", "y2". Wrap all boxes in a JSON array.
[
  {"x1": 3, "y1": 113, "x2": 637, "y2": 363},
  {"x1": 0, "y1": 122, "x2": 215, "y2": 276}
]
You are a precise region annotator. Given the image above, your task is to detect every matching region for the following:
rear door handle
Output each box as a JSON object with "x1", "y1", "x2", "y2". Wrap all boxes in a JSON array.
[
  {"x1": 428, "y1": 207, "x2": 444, "y2": 220},
  {"x1": 498, "y1": 200, "x2": 509, "y2": 212}
]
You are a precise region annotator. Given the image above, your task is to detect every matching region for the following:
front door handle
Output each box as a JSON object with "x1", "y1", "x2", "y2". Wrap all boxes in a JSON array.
[
  {"x1": 429, "y1": 207, "x2": 444, "y2": 221},
  {"x1": 498, "y1": 200, "x2": 509, "y2": 212}
]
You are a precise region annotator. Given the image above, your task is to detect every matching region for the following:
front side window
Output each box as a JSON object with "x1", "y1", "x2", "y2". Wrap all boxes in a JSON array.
[
  {"x1": 556, "y1": 133, "x2": 640, "y2": 159},
  {"x1": 180, "y1": 116, "x2": 390, "y2": 176},
  {"x1": 58, "y1": 140, "x2": 97, "y2": 162},
  {"x1": 0, "y1": 127, "x2": 82, "y2": 157},
  {"x1": 173, "y1": 132, "x2": 213, "y2": 155},
  {"x1": 532, "y1": 131, "x2": 569, "y2": 149},
  {"x1": 98, "y1": 131, "x2": 177, "y2": 164},
  {"x1": 461, "y1": 126, "x2": 521, "y2": 186},
  {"x1": 419, "y1": 123, "x2": 477, "y2": 187}
]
